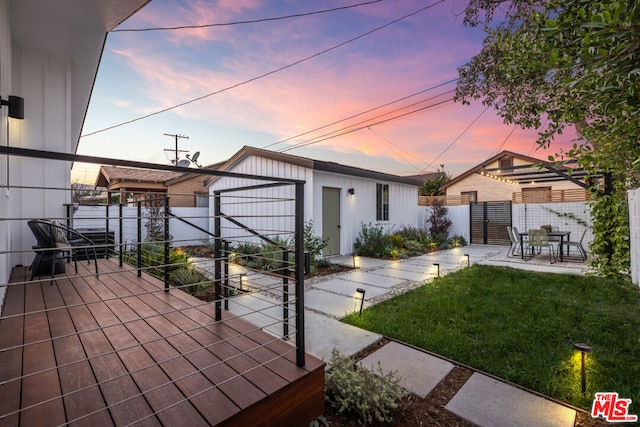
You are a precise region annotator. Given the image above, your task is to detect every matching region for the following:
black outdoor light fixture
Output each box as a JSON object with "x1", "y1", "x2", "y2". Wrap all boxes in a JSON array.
[
  {"x1": 356, "y1": 288, "x2": 365, "y2": 316},
  {"x1": 1, "y1": 95, "x2": 25, "y2": 119},
  {"x1": 574, "y1": 343, "x2": 592, "y2": 394},
  {"x1": 347, "y1": 188, "x2": 355, "y2": 196},
  {"x1": 433, "y1": 263, "x2": 440, "y2": 278},
  {"x1": 464, "y1": 254, "x2": 470, "y2": 266}
]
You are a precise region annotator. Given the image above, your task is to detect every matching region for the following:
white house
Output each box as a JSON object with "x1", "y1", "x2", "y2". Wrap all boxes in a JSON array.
[
  {"x1": 206, "y1": 146, "x2": 422, "y2": 256},
  {"x1": 0, "y1": 0, "x2": 150, "y2": 303}
]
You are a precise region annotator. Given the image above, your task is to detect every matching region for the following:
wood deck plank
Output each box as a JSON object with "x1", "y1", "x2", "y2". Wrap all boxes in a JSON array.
[{"x1": 4, "y1": 263, "x2": 324, "y2": 426}]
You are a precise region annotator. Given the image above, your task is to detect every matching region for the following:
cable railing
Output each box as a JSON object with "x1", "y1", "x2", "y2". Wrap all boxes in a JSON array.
[{"x1": 0, "y1": 148, "x2": 316, "y2": 426}]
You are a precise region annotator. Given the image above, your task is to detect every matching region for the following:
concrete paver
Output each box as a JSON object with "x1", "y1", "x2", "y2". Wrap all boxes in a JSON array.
[
  {"x1": 332, "y1": 270, "x2": 406, "y2": 288},
  {"x1": 304, "y1": 289, "x2": 368, "y2": 318},
  {"x1": 313, "y1": 279, "x2": 390, "y2": 299},
  {"x1": 445, "y1": 373, "x2": 576, "y2": 427},
  {"x1": 360, "y1": 341, "x2": 454, "y2": 398},
  {"x1": 305, "y1": 311, "x2": 381, "y2": 366}
]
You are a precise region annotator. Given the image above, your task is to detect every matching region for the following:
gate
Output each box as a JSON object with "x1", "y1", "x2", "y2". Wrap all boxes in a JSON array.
[{"x1": 470, "y1": 201, "x2": 512, "y2": 244}]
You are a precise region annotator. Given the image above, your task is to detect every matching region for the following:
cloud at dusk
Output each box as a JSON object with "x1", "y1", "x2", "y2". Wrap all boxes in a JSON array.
[{"x1": 77, "y1": 0, "x2": 582, "y2": 183}]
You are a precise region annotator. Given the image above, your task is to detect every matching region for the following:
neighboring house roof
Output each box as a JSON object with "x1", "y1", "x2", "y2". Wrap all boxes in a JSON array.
[
  {"x1": 404, "y1": 172, "x2": 441, "y2": 184},
  {"x1": 95, "y1": 162, "x2": 224, "y2": 188},
  {"x1": 205, "y1": 146, "x2": 422, "y2": 187},
  {"x1": 442, "y1": 150, "x2": 588, "y2": 189}
]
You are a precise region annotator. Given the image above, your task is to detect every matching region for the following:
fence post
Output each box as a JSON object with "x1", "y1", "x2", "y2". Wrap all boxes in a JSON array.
[
  {"x1": 214, "y1": 191, "x2": 222, "y2": 321},
  {"x1": 137, "y1": 201, "x2": 142, "y2": 277},
  {"x1": 295, "y1": 182, "x2": 305, "y2": 366},
  {"x1": 105, "y1": 202, "x2": 110, "y2": 259},
  {"x1": 164, "y1": 196, "x2": 170, "y2": 292}
]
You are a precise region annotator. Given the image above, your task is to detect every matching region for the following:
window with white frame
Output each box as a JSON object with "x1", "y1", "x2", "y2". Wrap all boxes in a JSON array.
[
  {"x1": 376, "y1": 183, "x2": 389, "y2": 221},
  {"x1": 195, "y1": 192, "x2": 210, "y2": 207}
]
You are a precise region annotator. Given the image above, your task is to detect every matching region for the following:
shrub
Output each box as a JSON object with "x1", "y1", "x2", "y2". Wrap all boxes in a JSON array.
[
  {"x1": 450, "y1": 234, "x2": 467, "y2": 247},
  {"x1": 325, "y1": 349, "x2": 406, "y2": 425},
  {"x1": 395, "y1": 225, "x2": 431, "y2": 245},
  {"x1": 233, "y1": 242, "x2": 261, "y2": 266},
  {"x1": 354, "y1": 223, "x2": 392, "y2": 258},
  {"x1": 300, "y1": 220, "x2": 329, "y2": 265},
  {"x1": 388, "y1": 234, "x2": 405, "y2": 249},
  {"x1": 426, "y1": 199, "x2": 452, "y2": 244},
  {"x1": 172, "y1": 267, "x2": 210, "y2": 296},
  {"x1": 403, "y1": 239, "x2": 424, "y2": 256}
]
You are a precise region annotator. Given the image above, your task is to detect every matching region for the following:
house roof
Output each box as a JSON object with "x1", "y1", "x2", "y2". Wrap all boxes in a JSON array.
[
  {"x1": 442, "y1": 150, "x2": 589, "y2": 189},
  {"x1": 95, "y1": 162, "x2": 224, "y2": 188},
  {"x1": 204, "y1": 146, "x2": 423, "y2": 187}
]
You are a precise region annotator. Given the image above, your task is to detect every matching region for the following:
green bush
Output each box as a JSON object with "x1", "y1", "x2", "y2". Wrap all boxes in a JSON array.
[
  {"x1": 388, "y1": 234, "x2": 405, "y2": 249},
  {"x1": 354, "y1": 223, "x2": 392, "y2": 258},
  {"x1": 233, "y1": 242, "x2": 261, "y2": 266},
  {"x1": 325, "y1": 349, "x2": 406, "y2": 425},
  {"x1": 172, "y1": 267, "x2": 210, "y2": 296},
  {"x1": 395, "y1": 225, "x2": 431, "y2": 246},
  {"x1": 300, "y1": 220, "x2": 329, "y2": 265},
  {"x1": 403, "y1": 239, "x2": 424, "y2": 256}
]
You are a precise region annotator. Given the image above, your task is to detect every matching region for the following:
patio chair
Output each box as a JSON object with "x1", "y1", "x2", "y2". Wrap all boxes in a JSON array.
[
  {"x1": 527, "y1": 229, "x2": 556, "y2": 264},
  {"x1": 506, "y1": 226, "x2": 522, "y2": 257},
  {"x1": 562, "y1": 228, "x2": 588, "y2": 261},
  {"x1": 28, "y1": 219, "x2": 99, "y2": 285}
]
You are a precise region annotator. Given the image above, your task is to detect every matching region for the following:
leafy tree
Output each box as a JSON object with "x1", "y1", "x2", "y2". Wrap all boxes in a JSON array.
[
  {"x1": 426, "y1": 199, "x2": 452, "y2": 244},
  {"x1": 456, "y1": 0, "x2": 639, "y2": 277},
  {"x1": 419, "y1": 167, "x2": 451, "y2": 196}
]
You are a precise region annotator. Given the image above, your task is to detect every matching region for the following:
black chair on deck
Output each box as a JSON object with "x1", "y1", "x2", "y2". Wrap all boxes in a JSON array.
[{"x1": 28, "y1": 219, "x2": 99, "y2": 285}]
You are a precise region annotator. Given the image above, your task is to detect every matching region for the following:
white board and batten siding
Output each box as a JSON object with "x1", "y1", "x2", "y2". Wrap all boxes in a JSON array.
[{"x1": 208, "y1": 152, "x2": 420, "y2": 256}]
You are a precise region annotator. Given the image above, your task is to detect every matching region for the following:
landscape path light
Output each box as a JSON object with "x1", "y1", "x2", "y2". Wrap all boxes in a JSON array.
[
  {"x1": 574, "y1": 343, "x2": 592, "y2": 394},
  {"x1": 356, "y1": 288, "x2": 366, "y2": 316}
]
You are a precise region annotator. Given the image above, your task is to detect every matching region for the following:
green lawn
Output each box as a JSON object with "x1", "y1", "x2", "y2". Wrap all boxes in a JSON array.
[{"x1": 341, "y1": 265, "x2": 640, "y2": 412}]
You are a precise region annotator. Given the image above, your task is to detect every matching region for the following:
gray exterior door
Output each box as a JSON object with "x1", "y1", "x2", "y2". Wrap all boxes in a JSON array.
[
  {"x1": 470, "y1": 201, "x2": 512, "y2": 244},
  {"x1": 322, "y1": 187, "x2": 341, "y2": 255}
]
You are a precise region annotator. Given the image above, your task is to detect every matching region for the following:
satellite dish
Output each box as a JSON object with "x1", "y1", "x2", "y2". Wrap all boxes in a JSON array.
[
  {"x1": 186, "y1": 151, "x2": 202, "y2": 168},
  {"x1": 177, "y1": 159, "x2": 191, "y2": 167}
]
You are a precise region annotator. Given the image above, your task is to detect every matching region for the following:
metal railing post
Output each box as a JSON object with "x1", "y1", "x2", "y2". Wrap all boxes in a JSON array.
[
  {"x1": 214, "y1": 191, "x2": 222, "y2": 321},
  {"x1": 224, "y1": 240, "x2": 229, "y2": 311},
  {"x1": 105, "y1": 202, "x2": 110, "y2": 259},
  {"x1": 137, "y1": 201, "x2": 142, "y2": 277},
  {"x1": 295, "y1": 182, "x2": 305, "y2": 366},
  {"x1": 283, "y1": 249, "x2": 289, "y2": 339},
  {"x1": 119, "y1": 202, "x2": 123, "y2": 267},
  {"x1": 164, "y1": 196, "x2": 170, "y2": 292}
]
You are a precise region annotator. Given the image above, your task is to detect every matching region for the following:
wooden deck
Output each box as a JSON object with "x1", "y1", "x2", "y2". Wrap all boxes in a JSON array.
[{"x1": 0, "y1": 258, "x2": 324, "y2": 426}]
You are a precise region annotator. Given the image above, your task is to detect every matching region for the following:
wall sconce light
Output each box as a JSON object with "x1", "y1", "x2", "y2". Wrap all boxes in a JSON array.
[
  {"x1": 464, "y1": 254, "x2": 470, "y2": 267},
  {"x1": 433, "y1": 263, "x2": 440, "y2": 278},
  {"x1": 1, "y1": 96, "x2": 25, "y2": 119},
  {"x1": 356, "y1": 288, "x2": 366, "y2": 316},
  {"x1": 574, "y1": 343, "x2": 592, "y2": 394},
  {"x1": 347, "y1": 188, "x2": 355, "y2": 196}
]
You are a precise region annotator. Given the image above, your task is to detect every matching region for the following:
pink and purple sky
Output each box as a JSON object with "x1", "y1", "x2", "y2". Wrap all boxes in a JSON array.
[{"x1": 74, "y1": 0, "x2": 580, "y2": 184}]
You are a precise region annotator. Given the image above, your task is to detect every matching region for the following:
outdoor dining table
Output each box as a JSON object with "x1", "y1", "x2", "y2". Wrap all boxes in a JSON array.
[{"x1": 519, "y1": 230, "x2": 571, "y2": 262}]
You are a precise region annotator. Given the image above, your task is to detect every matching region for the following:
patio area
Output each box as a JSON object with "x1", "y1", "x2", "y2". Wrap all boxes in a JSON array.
[{"x1": 0, "y1": 258, "x2": 324, "y2": 426}]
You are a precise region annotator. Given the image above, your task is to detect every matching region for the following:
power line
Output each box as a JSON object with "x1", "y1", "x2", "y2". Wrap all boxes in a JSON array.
[
  {"x1": 367, "y1": 127, "x2": 425, "y2": 171},
  {"x1": 261, "y1": 78, "x2": 458, "y2": 151},
  {"x1": 278, "y1": 89, "x2": 454, "y2": 152},
  {"x1": 80, "y1": 0, "x2": 446, "y2": 139},
  {"x1": 280, "y1": 97, "x2": 453, "y2": 153},
  {"x1": 113, "y1": 1, "x2": 385, "y2": 32},
  {"x1": 421, "y1": 105, "x2": 490, "y2": 171},
  {"x1": 491, "y1": 125, "x2": 517, "y2": 156}
]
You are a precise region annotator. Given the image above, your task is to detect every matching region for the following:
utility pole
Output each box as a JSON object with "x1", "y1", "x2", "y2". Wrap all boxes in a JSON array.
[{"x1": 163, "y1": 133, "x2": 189, "y2": 165}]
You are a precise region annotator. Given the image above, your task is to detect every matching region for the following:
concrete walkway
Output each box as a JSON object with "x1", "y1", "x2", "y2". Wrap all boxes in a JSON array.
[{"x1": 199, "y1": 245, "x2": 590, "y2": 426}]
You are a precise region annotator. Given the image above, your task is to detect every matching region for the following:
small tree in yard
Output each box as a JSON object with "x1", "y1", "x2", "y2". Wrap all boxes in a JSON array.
[{"x1": 427, "y1": 198, "x2": 452, "y2": 244}]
